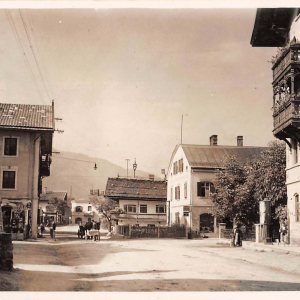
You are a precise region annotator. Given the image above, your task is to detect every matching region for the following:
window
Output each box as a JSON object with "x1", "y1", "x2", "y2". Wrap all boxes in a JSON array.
[
  {"x1": 3, "y1": 137, "x2": 18, "y2": 156},
  {"x1": 156, "y1": 205, "x2": 166, "y2": 214},
  {"x1": 296, "y1": 195, "x2": 299, "y2": 221},
  {"x1": 175, "y1": 185, "x2": 181, "y2": 200},
  {"x1": 184, "y1": 182, "x2": 187, "y2": 198},
  {"x1": 124, "y1": 205, "x2": 136, "y2": 213},
  {"x1": 179, "y1": 159, "x2": 184, "y2": 173},
  {"x1": 140, "y1": 205, "x2": 147, "y2": 213},
  {"x1": 183, "y1": 212, "x2": 189, "y2": 217},
  {"x1": 2, "y1": 171, "x2": 16, "y2": 189},
  {"x1": 175, "y1": 212, "x2": 180, "y2": 224},
  {"x1": 197, "y1": 182, "x2": 215, "y2": 197},
  {"x1": 293, "y1": 139, "x2": 298, "y2": 164},
  {"x1": 88, "y1": 206, "x2": 92, "y2": 211},
  {"x1": 75, "y1": 206, "x2": 83, "y2": 212}
]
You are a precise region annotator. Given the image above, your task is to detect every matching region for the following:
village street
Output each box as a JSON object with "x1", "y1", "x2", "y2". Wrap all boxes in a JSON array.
[{"x1": 1, "y1": 227, "x2": 300, "y2": 291}]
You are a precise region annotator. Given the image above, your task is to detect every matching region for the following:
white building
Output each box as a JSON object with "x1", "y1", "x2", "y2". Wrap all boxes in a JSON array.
[
  {"x1": 167, "y1": 135, "x2": 266, "y2": 233},
  {"x1": 71, "y1": 197, "x2": 100, "y2": 225}
]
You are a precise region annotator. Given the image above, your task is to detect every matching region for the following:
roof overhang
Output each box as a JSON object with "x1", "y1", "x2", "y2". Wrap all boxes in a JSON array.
[{"x1": 251, "y1": 8, "x2": 300, "y2": 47}]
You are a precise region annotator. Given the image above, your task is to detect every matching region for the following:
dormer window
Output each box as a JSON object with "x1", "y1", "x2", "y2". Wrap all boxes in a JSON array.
[{"x1": 3, "y1": 137, "x2": 18, "y2": 156}]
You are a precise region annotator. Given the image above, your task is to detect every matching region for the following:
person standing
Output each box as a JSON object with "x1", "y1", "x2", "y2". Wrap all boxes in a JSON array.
[{"x1": 52, "y1": 220, "x2": 57, "y2": 241}]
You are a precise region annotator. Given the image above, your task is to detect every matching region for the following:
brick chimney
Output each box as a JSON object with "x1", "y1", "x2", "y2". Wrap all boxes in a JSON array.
[
  {"x1": 149, "y1": 174, "x2": 155, "y2": 181},
  {"x1": 209, "y1": 135, "x2": 218, "y2": 146},
  {"x1": 237, "y1": 136, "x2": 243, "y2": 147}
]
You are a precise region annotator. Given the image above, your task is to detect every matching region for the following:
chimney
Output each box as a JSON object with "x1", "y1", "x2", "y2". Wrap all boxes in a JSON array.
[
  {"x1": 43, "y1": 187, "x2": 47, "y2": 194},
  {"x1": 237, "y1": 136, "x2": 243, "y2": 147},
  {"x1": 209, "y1": 135, "x2": 218, "y2": 146},
  {"x1": 149, "y1": 174, "x2": 155, "y2": 181}
]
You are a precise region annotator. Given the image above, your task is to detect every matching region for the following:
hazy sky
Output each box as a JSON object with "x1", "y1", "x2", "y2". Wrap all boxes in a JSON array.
[{"x1": 0, "y1": 8, "x2": 277, "y2": 175}]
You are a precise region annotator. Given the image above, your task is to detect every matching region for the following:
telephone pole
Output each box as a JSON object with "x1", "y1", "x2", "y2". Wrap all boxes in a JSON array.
[{"x1": 125, "y1": 159, "x2": 130, "y2": 178}]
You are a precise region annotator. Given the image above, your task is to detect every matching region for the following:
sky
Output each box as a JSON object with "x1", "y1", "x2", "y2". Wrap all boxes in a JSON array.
[{"x1": 0, "y1": 7, "x2": 278, "y2": 175}]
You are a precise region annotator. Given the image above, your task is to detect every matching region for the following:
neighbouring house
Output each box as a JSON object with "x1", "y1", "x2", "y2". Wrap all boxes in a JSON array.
[
  {"x1": 251, "y1": 8, "x2": 300, "y2": 245},
  {"x1": 105, "y1": 176, "x2": 167, "y2": 228},
  {"x1": 39, "y1": 188, "x2": 69, "y2": 225},
  {"x1": 71, "y1": 196, "x2": 100, "y2": 225},
  {"x1": 167, "y1": 135, "x2": 266, "y2": 233},
  {"x1": 0, "y1": 102, "x2": 54, "y2": 239}
]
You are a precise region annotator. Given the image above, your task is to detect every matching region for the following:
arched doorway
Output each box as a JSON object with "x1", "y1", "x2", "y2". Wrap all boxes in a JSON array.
[{"x1": 199, "y1": 213, "x2": 214, "y2": 232}]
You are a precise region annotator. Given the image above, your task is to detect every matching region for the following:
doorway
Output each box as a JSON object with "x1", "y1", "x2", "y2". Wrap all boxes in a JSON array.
[{"x1": 199, "y1": 213, "x2": 214, "y2": 232}]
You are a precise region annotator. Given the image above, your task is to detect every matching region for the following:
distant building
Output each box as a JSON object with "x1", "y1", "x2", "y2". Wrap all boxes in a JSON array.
[
  {"x1": 71, "y1": 197, "x2": 100, "y2": 225},
  {"x1": 167, "y1": 135, "x2": 266, "y2": 233},
  {"x1": 0, "y1": 102, "x2": 54, "y2": 239},
  {"x1": 105, "y1": 176, "x2": 167, "y2": 227},
  {"x1": 39, "y1": 188, "x2": 69, "y2": 225}
]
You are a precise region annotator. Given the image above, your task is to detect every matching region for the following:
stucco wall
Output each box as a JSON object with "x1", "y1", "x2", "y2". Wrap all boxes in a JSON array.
[{"x1": 0, "y1": 131, "x2": 35, "y2": 199}]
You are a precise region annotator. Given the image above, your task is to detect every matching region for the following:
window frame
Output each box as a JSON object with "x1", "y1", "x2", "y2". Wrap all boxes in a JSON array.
[
  {"x1": 2, "y1": 136, "x2": 19, "y2": 157},
  {"x1": 156, "y1": 205, "x2": 166, "y2": 214},
  {"x1": 140, "y1": 204, "x2": 147, "y2": 214},
  {"x1": 75, "y1": 206, "x2": 83, "y2": 213},
  {"x1": 197, "y1": 182, "x2": 215, "y2": 198},
  {"x1": 1, "y1": 167, "x2": 18, "y2": 190},
  {"x1": 88, "y1": 206, "x2": 92, "y2": 211},
  {"x1": 124, "y1": 204, "x2": 137, "y2": 213}
]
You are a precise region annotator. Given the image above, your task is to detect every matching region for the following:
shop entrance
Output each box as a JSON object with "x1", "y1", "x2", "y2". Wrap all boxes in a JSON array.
[{"x1": 2, "y1": 206, "x2": 12, "y2": 233}]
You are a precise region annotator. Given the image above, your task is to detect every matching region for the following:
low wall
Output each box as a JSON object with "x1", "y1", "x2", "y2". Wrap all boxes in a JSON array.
[{"x1": 0, "y1": 233, "x2": 13, "y2": 271}]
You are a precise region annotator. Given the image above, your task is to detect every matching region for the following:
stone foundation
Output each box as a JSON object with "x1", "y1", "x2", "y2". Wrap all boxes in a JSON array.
[{"x1": 0, "y1": 233, "x2": 13, "y2": 270}]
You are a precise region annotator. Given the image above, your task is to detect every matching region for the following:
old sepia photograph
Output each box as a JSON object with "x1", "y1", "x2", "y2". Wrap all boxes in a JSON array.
[{"x1": 1, "y1": 0, "x2": 300, "y2": 296}]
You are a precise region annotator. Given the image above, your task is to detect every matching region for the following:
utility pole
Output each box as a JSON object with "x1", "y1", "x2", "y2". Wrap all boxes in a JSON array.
[
  {"x1": 181, "y1": 115, "x2": 183, "y2": 144},
  {"x1": 125, "y1": 159, "x2": 130, "y2": 178}
]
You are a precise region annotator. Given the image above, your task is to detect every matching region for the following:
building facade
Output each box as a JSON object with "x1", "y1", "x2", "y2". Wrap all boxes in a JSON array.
[
  {"x1": 39, "y1": 188, "x2": 69, "y2": 225},
  {"x1": 0, "y1": 102, "x2": 54, "y2": 239},
  {"x1": 71, "y1": 198, "x2": 100, "y2": 225},
  {"x1": 251, "y1": 8, "x2": 300, "y2": 245},
  {"x1": 167, "y1": 135, "x2": 266, "y2": 233},
  {"x1": 105, "y1": 177, "x2": 167, "y2": 227}
]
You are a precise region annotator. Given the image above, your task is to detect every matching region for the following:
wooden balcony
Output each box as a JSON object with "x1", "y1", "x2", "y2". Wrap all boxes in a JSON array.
[
  {"x1": 40, "y1": 155, "x2": 52, "y2": 177},
  {"x1": 273, "y1": 97, "x2": 300, "y2": 141}
]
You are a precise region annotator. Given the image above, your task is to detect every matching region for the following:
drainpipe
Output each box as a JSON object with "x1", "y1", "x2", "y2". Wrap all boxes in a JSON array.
[
  {"x1": 31, "y1": 134, "x2": 41, "y2": 239},
  {"x1": 188, "y1": 169, "x2": 193, "y2": 239}
]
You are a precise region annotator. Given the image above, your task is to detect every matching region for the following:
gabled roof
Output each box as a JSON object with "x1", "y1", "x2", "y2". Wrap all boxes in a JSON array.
[
  {"x1": 72, "y1": 197, "x2": 94, "y2": 204},
  {"x1": 40, "y1": 191, "x2": 67, "y2": 201},
  {"x1": 105, "y1": 177, "x2": 167, "y2": 200},
  {"x1": 168, "y1": 144, "x2": 267, "y2": 173},
  {"x1": 0, "y1": 102, "x2": 54, "y2": 131}
]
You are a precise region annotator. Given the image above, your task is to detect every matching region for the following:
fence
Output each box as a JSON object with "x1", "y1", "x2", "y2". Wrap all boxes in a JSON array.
[
  {"x1": 131, "y1": 226, "x2": 158, "y2": 238},
  {"x1": 159, "y1": 226, "x2": 186, "y2": 238},
  {"x1": 221, "y1": 228, "x2": 256, "y2": 241}
]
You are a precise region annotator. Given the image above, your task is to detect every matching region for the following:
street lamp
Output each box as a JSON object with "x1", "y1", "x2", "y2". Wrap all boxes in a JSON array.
[
  {"x1": 94, "y1": 163, "x2": 97, "y2": 170},
  {"x1": 133, "y1": 158, "x2": 137, "y2": 177}
]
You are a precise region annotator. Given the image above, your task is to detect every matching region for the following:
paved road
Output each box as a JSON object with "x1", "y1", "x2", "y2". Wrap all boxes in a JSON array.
[{"x1": 3, "y1": 233, "x2": 300, "y2": 291}]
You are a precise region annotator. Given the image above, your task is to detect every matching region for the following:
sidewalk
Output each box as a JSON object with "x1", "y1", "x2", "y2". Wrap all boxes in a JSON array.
[{"x1": 218, "y1": 238, "x2": 300, "y2": 255}]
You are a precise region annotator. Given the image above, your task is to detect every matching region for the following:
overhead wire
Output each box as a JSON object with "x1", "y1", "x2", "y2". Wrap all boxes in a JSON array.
[
  {"x1": 19, "y1": 9, "x2": 52, "y2": 104},
  {"x1": 26, "y1": 9, "x2": 55, "y2": 102},
  {"x1": 5, "y1": 9, "x2": 45, "y2": 103}
]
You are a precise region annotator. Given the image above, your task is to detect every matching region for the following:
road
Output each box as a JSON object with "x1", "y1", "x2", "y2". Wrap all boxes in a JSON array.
[{"x1": 2, "y1": 228, "x2": 300, "y2": 291}]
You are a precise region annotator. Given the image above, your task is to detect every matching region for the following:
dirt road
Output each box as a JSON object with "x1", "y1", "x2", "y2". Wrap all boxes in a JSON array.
[{"x1": 2, "y1": 234, "x2": 300, "y2": 291}]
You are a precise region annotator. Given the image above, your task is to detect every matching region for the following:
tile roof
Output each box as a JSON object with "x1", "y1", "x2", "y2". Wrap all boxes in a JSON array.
[
  {"x1": 181, "y1": 144, "x2": 267, "y2": 168},
  {"x1": 105, "y1": 177, "x2": 167, "y2": 200},
  {"x1": 0, "y1": 103, "x2": 54, "y2": 131},
  {"x1": 39, "y1": 191, "x2": 67, "y2": 201}
]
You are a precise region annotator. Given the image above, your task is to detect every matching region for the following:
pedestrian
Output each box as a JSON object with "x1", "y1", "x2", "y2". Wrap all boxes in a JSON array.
[
  {"x1": 52, "y1": 220, "x2": 57, "y2": 241},
  {"x1": 96, "y1": 220, "x2": 101, "y2": 241},
  {"x1": 233, "y1": 224, "x2": 242, "y2": 247}
]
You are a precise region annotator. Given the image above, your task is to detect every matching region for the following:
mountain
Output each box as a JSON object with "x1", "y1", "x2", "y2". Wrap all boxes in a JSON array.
[{"x1": 42, "y1": 151, "x2": 155, "y2": 200}]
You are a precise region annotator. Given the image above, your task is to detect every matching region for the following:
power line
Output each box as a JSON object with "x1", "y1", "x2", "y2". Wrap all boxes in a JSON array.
[
  {"x1": 5, "y1": 10, "x2": 45, "y2": 102},
  {"x1": 19, "y1": 9, "x2": 51, "y2": 104},
  {"x1": 26, "y1": 9, "x2": 55, "y2": 102},
  {"x1": 52, "y1": 155, "x2": 96, "y2": 164}
]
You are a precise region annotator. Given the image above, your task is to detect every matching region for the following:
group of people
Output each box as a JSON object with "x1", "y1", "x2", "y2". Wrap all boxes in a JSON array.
[{"x1": 78, "y1": 220, "x2": 101, "y2": 241}]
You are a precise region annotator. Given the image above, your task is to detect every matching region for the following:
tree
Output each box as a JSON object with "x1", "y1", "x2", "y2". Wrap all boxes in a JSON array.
[
  {"x1": 250, "y1": 140, "x2": 287, "y2": 220},
  {"x1": 212, "y1": 156, "x2": 258, "y2": 227},
  {"x1": 90, "y1": 195, "x2": 123, "y2": 232},
  {"x1": 212, "y1": 140, "x2": 287, "y2": 229}
]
